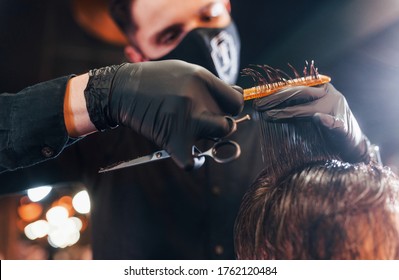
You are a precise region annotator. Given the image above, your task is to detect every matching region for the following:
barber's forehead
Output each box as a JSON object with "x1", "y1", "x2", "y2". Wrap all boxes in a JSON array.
[{"x1": 132, "y1": 0, "x2": 218, "y2": 29}]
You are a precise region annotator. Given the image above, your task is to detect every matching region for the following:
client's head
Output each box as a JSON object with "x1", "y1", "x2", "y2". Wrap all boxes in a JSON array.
[
  {"x1": 235, "y1": 79, "x2": 399, "y2": 259},
  {"x1": 234, "y1": 160, "x2": 399, "y2": 259}
]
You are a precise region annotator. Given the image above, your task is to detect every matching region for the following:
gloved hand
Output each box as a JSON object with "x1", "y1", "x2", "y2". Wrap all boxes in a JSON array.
[
  {"x1": 253, "y1": 83, "x2": 370, "y2": 163},
  {"x1": 84, "y1": 60, "x2": 244, "y2": 169}
]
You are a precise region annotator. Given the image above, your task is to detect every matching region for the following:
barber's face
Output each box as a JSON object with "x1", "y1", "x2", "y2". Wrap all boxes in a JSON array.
[{"x1": 125, "y1": 0, "x2": 231, "y2": 61}]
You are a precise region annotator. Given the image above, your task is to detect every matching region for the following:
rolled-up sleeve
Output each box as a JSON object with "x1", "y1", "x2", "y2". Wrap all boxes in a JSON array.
[{"x1": 0, "y1": 76, "x2": 74, "y2": 173}]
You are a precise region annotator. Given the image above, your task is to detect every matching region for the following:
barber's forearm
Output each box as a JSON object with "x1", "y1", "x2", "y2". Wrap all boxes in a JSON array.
[{"x1": 63, "y1": 73, "x2": 97, "y2": 137}]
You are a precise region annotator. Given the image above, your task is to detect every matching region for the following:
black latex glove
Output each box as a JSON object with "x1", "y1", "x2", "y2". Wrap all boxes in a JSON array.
[
  {"x1": 84, "y1": 60, "x2": 243, "y2": 169},
  {"x1": 253, "y1": 83, "x2": 370, "y2": 163}
]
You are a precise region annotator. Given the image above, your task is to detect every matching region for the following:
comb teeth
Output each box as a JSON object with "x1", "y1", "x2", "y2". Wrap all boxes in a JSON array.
[{"x1": 242, "y1": 61, "x2": 331, "y2": 101}]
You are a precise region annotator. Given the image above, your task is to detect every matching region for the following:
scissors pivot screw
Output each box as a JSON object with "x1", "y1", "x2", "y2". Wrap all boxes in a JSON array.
[{"x1": 155, "y1": 152, "x2": 163, "y2": 158}]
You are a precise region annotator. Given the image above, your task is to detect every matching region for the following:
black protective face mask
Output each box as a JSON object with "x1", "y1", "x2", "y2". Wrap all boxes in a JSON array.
[{"x1": 156, "y1": 21, "x2": 241, "y2": 84}]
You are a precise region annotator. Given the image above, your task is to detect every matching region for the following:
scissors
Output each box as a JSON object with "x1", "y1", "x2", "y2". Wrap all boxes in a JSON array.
[{"x1": 98, "y1": 114, "x2": 251, "y2": 173}]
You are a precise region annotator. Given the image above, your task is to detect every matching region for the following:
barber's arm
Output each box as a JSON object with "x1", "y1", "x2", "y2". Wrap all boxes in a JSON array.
[
  {"x1": 0, "y1": 60, "x2": 243, "y2": 173},
  {"x1": 81, "y1": 60, "x2": 243, "y2": 170},
  {"x1": 253, "y1": 83, "x2": 379, "y2": 164},
  {"x1": 0, "y1": 76, "x2": 72, "y2": 173}
]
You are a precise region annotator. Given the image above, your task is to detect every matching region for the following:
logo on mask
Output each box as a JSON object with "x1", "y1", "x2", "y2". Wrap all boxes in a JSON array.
[
  {"x1": 157, "y1": 22, "x2": 241, "y2": 84},
  {"x1": 210, "y1": 30, "x2": 239, "y2": 84}
]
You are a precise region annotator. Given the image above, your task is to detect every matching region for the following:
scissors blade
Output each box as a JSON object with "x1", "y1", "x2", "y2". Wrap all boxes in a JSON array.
[{"x1": 98, "y1": 150, "x2": 170, "y2": 173}]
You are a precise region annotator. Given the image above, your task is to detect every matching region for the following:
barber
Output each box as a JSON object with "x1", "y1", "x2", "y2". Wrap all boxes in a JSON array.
[{"x1": 0, "y1": 60, "x2": 243, "y2": 173}]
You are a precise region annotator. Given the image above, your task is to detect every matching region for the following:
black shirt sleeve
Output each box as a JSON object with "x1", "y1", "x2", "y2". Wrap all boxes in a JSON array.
[{"x1": 0, "y1": 76, "x2": 74, "y2": 173}]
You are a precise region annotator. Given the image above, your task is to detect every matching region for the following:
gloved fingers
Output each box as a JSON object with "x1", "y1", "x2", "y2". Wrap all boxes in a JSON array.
[
  {"x1": 313, "y1": 113, "x2": 369, "y2": 163},
  {"x1": 312, "y1": 113, "x2": 346, "y2": 130},
  {"x1": 196, "y1": 113, "x2": 235, "y2": 139},
  {"x1": 312, "y1": 113, "x2": 348, "y2": 144},
  {"x1": 323, "y1": 82, "x2": 341, "y2": 95},
  {"x1": 253, "y1": 84, "x2": 328, "y2": 112},
  {"x1": 231, "y1": 85, "x2": 244, "y2": 95},
  {"x1": 166, "y1": 114, "x2": 234, "y2": 170},
  {"x1": 200, "y1": 70, "x2": 244, "y2": 115},
  {"x1": 167, "y1": 137, "x2": 195, "y2": 170},
  {"x1": 262, "y1": 103, "x2": 326, "y2": 120}
]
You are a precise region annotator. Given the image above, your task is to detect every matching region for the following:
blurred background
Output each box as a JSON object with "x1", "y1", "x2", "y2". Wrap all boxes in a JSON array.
[{"x1": 1, "y1": 0, "x2": 399, "y2": 259}]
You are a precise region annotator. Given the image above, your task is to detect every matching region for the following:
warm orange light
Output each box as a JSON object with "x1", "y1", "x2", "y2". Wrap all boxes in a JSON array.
[
  {"x1": 78, "y1": 215, "x2": 89, "y2": 232},
  {"x1": 71, "y1": 0, "x2": 128, "y2": 46},
  {"x1": 17, "y1": 203, "x2": 43, "y2": 222}
]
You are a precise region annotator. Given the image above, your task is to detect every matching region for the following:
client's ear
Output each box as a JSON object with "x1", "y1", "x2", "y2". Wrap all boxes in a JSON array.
[
  {"x1": 224, "y1": 0, "x2": 231, "y2": 13},
  {"x1": 124, "y1": 45, "x2": 149, "y2": 62}
]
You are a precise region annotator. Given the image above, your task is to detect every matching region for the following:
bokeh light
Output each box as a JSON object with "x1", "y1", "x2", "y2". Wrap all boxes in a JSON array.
[
  {"x1": 46, "y1": 206, "x2": 69, "y2": 227},
  {"x1": 18, "y1": 202, "x2": 43, "y2": 222},
  {"x1": 27, "y1": 186, "x2": 52, "y2": 202},
  {"x1": 47, "y1": 217, "x2": 82, "y2": 248},
  {"x1": 72, "y1": 190, "x2": 91, "y2": 214},
  {"x1": 53, "y1": 196, "x2": 75, "y2": 216},
  {"x1": 24, "y1": 220, "x2": 50, "y2": 240}
]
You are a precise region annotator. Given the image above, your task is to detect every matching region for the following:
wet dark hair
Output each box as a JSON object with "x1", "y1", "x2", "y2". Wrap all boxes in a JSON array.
[
  {"x1": 234, "y1": 115, "x2": 399, "y2": 259},
  {"x1": 235, "y1": 160, "x2": 399, "y2": 259}
]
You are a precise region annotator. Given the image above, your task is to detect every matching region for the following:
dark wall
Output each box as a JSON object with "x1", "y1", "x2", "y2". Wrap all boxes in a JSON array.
[{"x1": 0, "y1": 0, "x2": 124, "y2": 91}]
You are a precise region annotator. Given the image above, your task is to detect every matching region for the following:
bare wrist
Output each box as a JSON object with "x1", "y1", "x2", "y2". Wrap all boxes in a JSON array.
[{"x1": 63, "y1": 74, "x2": 97, "y2": 137}]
